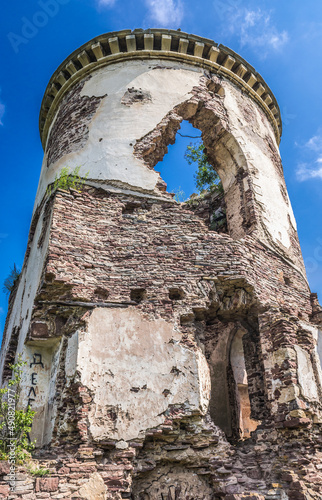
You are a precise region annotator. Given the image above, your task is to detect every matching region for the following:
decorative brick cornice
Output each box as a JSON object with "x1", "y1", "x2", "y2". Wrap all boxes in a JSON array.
[{"x1": 39, "y1": 29, "x2": 282, "y2": 148}]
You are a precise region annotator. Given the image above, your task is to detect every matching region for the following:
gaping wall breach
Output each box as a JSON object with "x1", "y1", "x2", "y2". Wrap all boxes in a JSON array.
[{"x1": 1, "y1": 29, "x2": 322, "y2": 500}]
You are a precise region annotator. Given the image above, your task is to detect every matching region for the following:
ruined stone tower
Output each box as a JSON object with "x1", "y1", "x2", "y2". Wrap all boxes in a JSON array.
[{"x1": 1, "y1": 29, "x2": 322, "y2": 499}]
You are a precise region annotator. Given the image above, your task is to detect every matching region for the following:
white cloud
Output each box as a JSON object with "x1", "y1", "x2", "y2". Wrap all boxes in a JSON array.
[
  {"x1": 222, "y1": 7, "x2": 288, "y2": 56},
  {"x1": 296, "y1": 130, "x2": 322, "y2": 182},
  {"x1": 145, "y1": 0, "x2": 184, "y2": 27},
  {"x1": 0, "y1": 102, "x2": 4, "y2": 126},
  {"x1": 296, "y1": 159, "x2": 322, "y2": 182},
  {"x1": 96, "y1": 0, "x2": 116, "y2": 7},
  {"x1": 305, "y1": 130, "x2": 322, "y2": 152},
  {"x1": 240, "y1": 9, "x2": 288, "y2": 52}
]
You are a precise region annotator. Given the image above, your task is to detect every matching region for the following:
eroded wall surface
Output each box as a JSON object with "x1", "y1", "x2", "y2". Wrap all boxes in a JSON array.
[{"x1": 0, "y1": 187, "x2": 321, "y2": 499}]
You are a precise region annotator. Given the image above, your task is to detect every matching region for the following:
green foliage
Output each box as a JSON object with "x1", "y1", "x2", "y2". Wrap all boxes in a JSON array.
[
  {"x1": 185, "y1": 142, "x2": 223, "y2": 193},
  {"x1": 2, "y1": 264, "x2": 20, "y2": 297},
  {"x1": 27, "y1": 465, "x2": 50, "y2": 476},
  {"x1": 171, "y1": 187, "x2": 186, "y2": 203},
  {"x1": 0, "y1": 356, "x2": 36, "y2": 463},
  {"x1": 46, "y1": 166, "x2": 89, "y2": 196}
]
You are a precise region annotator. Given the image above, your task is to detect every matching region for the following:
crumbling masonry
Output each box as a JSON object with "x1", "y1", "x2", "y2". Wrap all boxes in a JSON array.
[{"x1": 1, "y1": 29, "x2": 322, "y2": 499}]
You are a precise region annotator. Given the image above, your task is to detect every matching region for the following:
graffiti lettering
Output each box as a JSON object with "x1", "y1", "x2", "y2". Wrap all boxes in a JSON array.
[
  {"x1": 28, "y1": 353, "x2": 44, "y2": 409},
  {"x1": 27, "y1": 398, "x2": 35, "y2": 408},
  {"x1": 30, "y1": 353, "x2": 44, "y2": 368},
  {"x1": 28, "y1": 387, "x2": 37, "y2": 398}
]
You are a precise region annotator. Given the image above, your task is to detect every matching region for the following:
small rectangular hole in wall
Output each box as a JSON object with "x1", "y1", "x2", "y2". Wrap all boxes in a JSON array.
[
  {"x1": 180, "y1": 313, "x2": 194, "y2": 325},
  {"x1": 169, "y1": 288, "x2": 185, "y2": 300},
  {"x1": 122, "y1": 203, "x2": 138, "y2": 214},
  {"x1": 122, "y1": 201, "x2": 152, "y2": 214},
  {"x1": 94, "y1": 287, "x2": 110, "y2": 301},
  {"x1": 130, "y1": 289, "x2": 147, "y2": 303}
]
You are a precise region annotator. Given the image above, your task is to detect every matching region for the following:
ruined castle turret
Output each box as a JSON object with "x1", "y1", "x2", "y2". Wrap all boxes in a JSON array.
[{"x1": 1, "y1": 29, "x2": 322, "y2": 499}]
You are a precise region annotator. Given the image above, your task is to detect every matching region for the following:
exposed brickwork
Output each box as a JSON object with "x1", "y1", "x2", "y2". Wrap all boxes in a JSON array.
[
  {"x1": 1, "y1": 186, "x2": 320, "y2": 499},
  {"x1": 46, "y1": 77, "x2": 104, "y2": 168},
  {"x1": 2, "y1": 425, "x2": 322, "y2": 498},
  {"x1": 43, "y1": 188, "x2": 311, "y2": 321}
]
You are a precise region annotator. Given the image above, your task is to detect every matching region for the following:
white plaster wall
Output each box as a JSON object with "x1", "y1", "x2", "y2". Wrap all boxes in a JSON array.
[
  {"x1": 35, "y1": 60, "x2": 204, "y2": 208},
  {"x1": 222, "y1": 83, "x2": 297, "y2": 251},
  {"x1": 66, "y1": 307, "x2": 211, "y2": 443},
  {"x1": 265, "y1": 344, "x2": 320, "y2": 411},
  {"x1": 299, "y1": 321, "x2": 322, "y2": 393},
  {"x1": 265, "y1": 348, "x2": 300, "y2": 413},
  {"x1": 316, "y1": 330, "x2": 322, "y2": 389},
  {"x1": 294, "y1": 345, "x2": 319, "y2": 401}
]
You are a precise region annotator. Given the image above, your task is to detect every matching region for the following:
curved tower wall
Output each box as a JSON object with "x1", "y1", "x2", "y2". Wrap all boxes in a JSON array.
[
  {"x1": 1, "y1": 29, "x2": 322, "y2": 500},
  {"x1": 36, "y1": 32, "x2": 298, "y2": 269}
]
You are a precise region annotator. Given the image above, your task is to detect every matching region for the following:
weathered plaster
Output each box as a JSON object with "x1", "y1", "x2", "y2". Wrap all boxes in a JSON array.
[
  {"x1": 31, "y1": 57, "x2": 303, "y2": 272},
  {"x1": 294, "y1": 345, "x2": 319, "y2": 401},
  {"x1": 74, "y1": 307, "x2": 210, "y2": 442},
  {"x1": 20, "y1": 339, "x2": 62, "y2": 446},
  {"x1": 222, "y1": 82, "x2": 297, "y2": 251},
  {"x1": 35, "y1": 60, "x2": 203, "y2": 207}
]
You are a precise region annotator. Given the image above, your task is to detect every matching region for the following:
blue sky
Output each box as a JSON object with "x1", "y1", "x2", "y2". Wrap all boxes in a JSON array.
[{"x1": 0, "y1": 0, "x2": 322, "y2": 334}]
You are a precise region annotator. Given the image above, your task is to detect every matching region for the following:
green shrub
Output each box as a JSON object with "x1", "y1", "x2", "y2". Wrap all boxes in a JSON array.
[
  {"x1": 2, "y1": 264, "x2": 20, "y2": 297},
  {"x1": 185, "y1": 142, "x2": 223, "y2": 193},
  {"x1": 0, "y1": 356, "x2": 36, "y2": 464},
  {"x1": 46, "y1": 166, "x2": 89, "y2": 196},
  {"x1": 27, "y1": 465, "x2": 50, "y2": 476}
]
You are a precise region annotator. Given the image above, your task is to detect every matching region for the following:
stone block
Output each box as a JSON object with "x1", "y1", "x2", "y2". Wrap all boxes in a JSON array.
[
  {"x1": 77, "y1": 473, "x2": 107, "y2": 500},
  {"x1": 0, "y1": 485, "x2": 10, "y2": 498},
  {"x1": 0, "y1": 462, "x2": 10, "y2": 476},
  {"x1": 30, "y1": 321, "x2": 49, "y2": 339},
  {"x1": 35, "y1": 477, "x2": 59, "y2": 493}
]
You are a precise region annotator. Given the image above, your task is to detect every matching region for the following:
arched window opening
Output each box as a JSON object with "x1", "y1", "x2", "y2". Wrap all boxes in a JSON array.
[
  {"x1": 155, "y1": 121, "x2": 218, "y2": 199},
  {"x1": 230, "y1": 329, "x2": 259, "y2": 439},
  {"x1": 202, "y1": 318, "x2": 263, "y2": 441},
  {"x1": 154, "y1": 120, "x2": 228, "y2": 233},
  {"x1": 134, "y1": 99, "x2": 258, "y2": 239}
]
